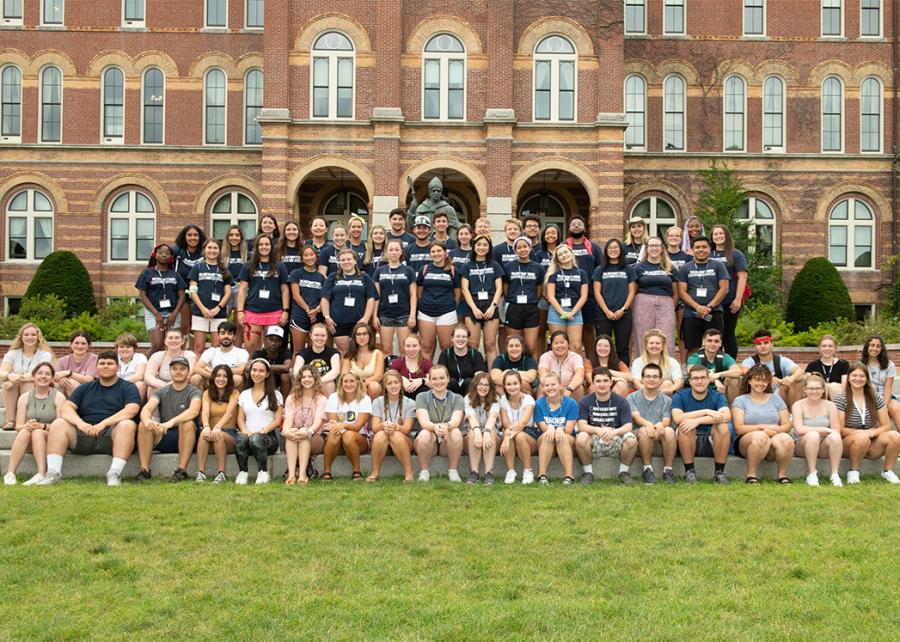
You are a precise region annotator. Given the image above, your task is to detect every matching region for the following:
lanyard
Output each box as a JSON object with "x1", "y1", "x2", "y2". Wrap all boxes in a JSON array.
[{"x1": 430, "y1": 393, "x2": 449, "y2": 424}]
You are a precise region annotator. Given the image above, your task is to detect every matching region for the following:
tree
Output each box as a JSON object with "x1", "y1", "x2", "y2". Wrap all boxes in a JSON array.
[
  {"x1": 785, "y1": 257, "x2": 854, "y2": 331},
  {"x1": 24, "y1": 251, "x2": 97, "y2": 316}
]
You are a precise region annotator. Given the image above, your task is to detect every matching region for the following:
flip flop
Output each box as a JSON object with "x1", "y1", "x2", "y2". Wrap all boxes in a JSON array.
[{"x1": 745, "y1": 476, "x2": 759, "y2": 484}]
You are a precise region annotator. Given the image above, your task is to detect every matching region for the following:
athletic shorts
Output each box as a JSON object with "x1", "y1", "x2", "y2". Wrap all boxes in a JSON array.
[
  {"x1": 506, "y1": 303, "x2": 540, "y2": 330},
  {"x1": 417, "y1": 310, "x2": 457, "y2": 326},
  {"x1": 192, "y1": 315, "x2": 227, "y2": 334},
  {"x1": 592, "y1": 432, "x2": 636, "y2": 458},
  {"x1": 72, "y1": 426, "x2": 116, "y2": 456},
  {"x1": 290, "y1": 310, "x2": 314, "y2": 333},
  {"x1": 155, "y1": 427, "x2": 184, "y2": 454},
  {"x1": 333, "y1": 322, "x2": 356, "y2": 337},
  {"x1": 245, "y1": 310, "x2": 282, "y2": 328},
  {"x1": 676, "y1": 429, "x2": 715, "y2": 458},
  {"x1": 466, "y1": 300, "x2": 499, "y2": 324},
  {"x1": 581, "y1": 299, "x2": 598, "y2": 325},
  {"x1": 378, "y1": 314, "x2": 410, "y2": 328},
  {"x1": 144, "y1": 309, "x2": 173, "y2": 331}
]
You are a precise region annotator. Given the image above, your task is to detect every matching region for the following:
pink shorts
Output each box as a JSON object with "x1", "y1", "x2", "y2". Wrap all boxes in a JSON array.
[{"x1": 244, "y1": 310, "x2": 282, "y2": 330}]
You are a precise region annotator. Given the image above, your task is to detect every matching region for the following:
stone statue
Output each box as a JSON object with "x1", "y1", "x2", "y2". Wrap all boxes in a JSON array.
[{"x1": 406, "y1": 175, "x2": 461, "y2": 234}]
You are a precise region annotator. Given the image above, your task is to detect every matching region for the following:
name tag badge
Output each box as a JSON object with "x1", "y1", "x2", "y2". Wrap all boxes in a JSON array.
[
  {"x1": 516, "y1": 294, "x2": 527, "y2": 304},
  {"x1": 388, "y1": 293, "x2": 399, "y2": 305},
  {"x1": 344, "y1": 297, "x2": 356, "y2": 307},
  {"x1": 560, "y1": 297, "x2": 572, "y2": 308},
  {"x1": 477, "y1": 290, "x2": 489, "y2": 301},
  {"x1": 211, "y1": 292, "x2": 222, "y2": 302},
  {"x1": 158, "y1": 298, "x2": 171, "y2": 309},
  {"x1": 695, "y1": 287, "x2": 708, "y2": 299},
  {"x1": 259, "y1": 289, "x2": 270, "y2": 300}
]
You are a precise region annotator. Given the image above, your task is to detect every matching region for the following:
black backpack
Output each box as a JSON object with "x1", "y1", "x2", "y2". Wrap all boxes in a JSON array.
[{"x1": 751, "y1": 354, "x2": 783, "y2": 379}]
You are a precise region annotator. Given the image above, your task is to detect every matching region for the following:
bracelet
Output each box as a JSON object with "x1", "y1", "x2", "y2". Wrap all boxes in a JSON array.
[
  {"x1": 236, "y1": 309, "x2": 244, "y2": 313},
  {"x1": 565, "y1": 386, "x2": 574, "y2": 392}
]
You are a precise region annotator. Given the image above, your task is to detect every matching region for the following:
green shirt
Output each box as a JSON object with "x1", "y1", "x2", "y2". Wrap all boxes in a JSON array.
[{"x1": 686, "y1": 350, "x2": 736, "y2": 389}]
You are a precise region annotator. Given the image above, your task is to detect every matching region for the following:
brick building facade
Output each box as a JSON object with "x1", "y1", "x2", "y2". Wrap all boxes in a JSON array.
[{"x1": 0, "y1": 0, "x2": 896, "y2": 310}]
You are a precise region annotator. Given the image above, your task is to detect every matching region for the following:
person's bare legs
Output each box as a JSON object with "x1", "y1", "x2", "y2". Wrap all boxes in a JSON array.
[
  {"x1": 574, "y1": 432, "x2": 593, "y2": 468},
  {"x1": 335, "y1": 432, "x2": 365, "y2": 475},
  {"x1": 766, "y1": 433, "x2": 795, "y2": 479},
  {"x1": 514, "y1": 432, "x2": 536, "y2": 473},
  {"x1": 415, "y1": 431, "x2": 437, "y2": 474},
  {"x1": 418, "y1": 321, "x2": 437, "y2": 361},
  {"x1": 436, "y1": 324, "x2": 454, "y2": 352},
  {"x1": 443, "y1": 428, "x2": 464, "y2": 472},
  {"x1": 739, "y1": 432, "x2": 770, "y2": 479},
  {"x1": 537, "y1": 433, "x2": 554, "y2": 477},
  {"x1": 798, "y1": 433, "x2": 822, "y2": 475},
  {"x1": 556, "y1": 434, "x2": 575, "y2": 478},
  {"x1": 298, "y1": 435, "x2": 323, "y2": 483}
]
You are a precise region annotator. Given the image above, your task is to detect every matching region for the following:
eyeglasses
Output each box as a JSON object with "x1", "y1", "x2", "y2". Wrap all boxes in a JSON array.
[{"x1": 689, "y1": 377, "x2": 709, "y2": 382}]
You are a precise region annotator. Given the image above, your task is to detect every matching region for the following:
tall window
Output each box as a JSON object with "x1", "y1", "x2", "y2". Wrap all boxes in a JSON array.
[
  {"x1": 6, "y1": 189, "x2": 53, "y2": 261},
  {"x1": 123, "y1": 0, "x2": 145, "y2": 26},
  {"x1": 664, "y1": 0, "x2": 685, "y2": 35},
  {"x1": 821, "y1": 0, "x2": 842, "y2": 37},
  {"x1": 860, "y1": 77, "x2": 881, "y2": 153},
  {"x1": 41, "y1": 0, "x2": 64, "y2": 25},
  {"x1": 737, "y1": 197, "x2": 776, "y2": 263},
  {"x1": 422, "y1": 33, "x2": 466, "y2": 121},
  {"x1": 860, "y1": 0, "x2": 881, "y2": 37},
  {"x1": 533, "y1": 35, "x2": 576, "y2": 122},
  {"x1": 211, "y1": 192, "x2": 257, "y2": 241},
  {"x1": 1, "y1": 65, "x2": 22, "y2": 141},
  {"x1": 519, "y1": 193, "x2": 566, "y2": 235},
  {"x1": 624, "y1": 75, "x2": 646, "y2": 150},
  {"x1": 39, "y1": 66, "x2": 62, "y2": 143},
  {"x1": 323, "y1": 191, "x2": 367, "y2": 228},
  {"x1": 762, "y1": 76, "x2": 784, "y2": 151},
  {"x1": 821, "y1": 76, "x2": 842, "y2": 152},
  {"x1": 206, "y1": 0, "x2": 226, "y2": 28},
  {"x1": 744, "y1": 0, "x2": 765, "y2": 35},
  {"x1": 311, "y1": 31, "x2": 355, "y2": 119},
  {"x1": 723, "y1": 75, "x2": 745, "y2": 152},
  {"x1": 244, "y1": 69, "x2": 263, "y2": 145},
  {"x1": 142, "y1": 67, "x2": 164, "y2": 144},
  {"x1": 625, "y1": 0, "x2": 646, "y2": 35},
  {"x1": 2, "y1": 0, "x2": 22, "y2": 24},
  {"x1": 102, "y1": 67, "x2": 124, "y2": 143},
  {"x1": 828, "y1": 198, "x2": 873, "y2": 269},
  {"x1": 109, "y1": 190, "x2": 155, "y2": 262},
  {"x1": 204, "y1": 68, "x2": 226, "y2": 145},
  {"x1": 631, "y1": 196, "x2": 677, "y2": 237},
  {"x1": 663, "y1": 75, "x2": 685, "y2": 151},
  {"x1": 246, "y1": 0, "x2": 263, "y2": 29}
]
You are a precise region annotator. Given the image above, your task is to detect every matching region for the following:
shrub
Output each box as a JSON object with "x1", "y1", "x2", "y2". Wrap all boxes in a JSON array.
[
  {"x1": 24, "y1": 251, "x2": 97, "y2": 316},
  {"x1": 0, "y1": 295, "x2": 148, "y2": 342},
  {"x1": 785, "y1": 257, "x2": 853, "y2": 331}
]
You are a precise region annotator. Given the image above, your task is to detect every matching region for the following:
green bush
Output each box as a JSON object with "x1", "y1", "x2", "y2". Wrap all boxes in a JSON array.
[
  {"x1": 0, "y1": 295, "x2": 148, "y2": 342},
  {"x1": 785, "y1": 257, "x2": 853, "y2": 331},
  {"x1": 24, "y1": 251, "x2": 97, "y2": 316}
]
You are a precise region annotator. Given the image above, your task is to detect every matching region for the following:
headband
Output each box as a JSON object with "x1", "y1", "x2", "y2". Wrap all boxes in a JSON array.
[
  {"x1": 513, "y1": 235, "x2": 532, "y2": 248},
  {"x1": 752, "y1": 336, "x2": 773, "y2": 344}
]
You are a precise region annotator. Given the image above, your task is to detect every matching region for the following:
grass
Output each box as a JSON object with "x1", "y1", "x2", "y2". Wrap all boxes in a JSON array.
[{"x1": 0, "y1": 479, "x2": 897, "y2": 641}]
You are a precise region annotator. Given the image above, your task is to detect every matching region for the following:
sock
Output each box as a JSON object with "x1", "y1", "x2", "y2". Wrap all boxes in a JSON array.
[
  {"x1": 524, "y1": 468, "x2": 533, "y2": 473},
  {"x1": 582, "y1": 463, "x2": 593, "y2": 474},
  {"x1": 684, "y1": 462, "x2": 695, "y2": 472},
  {"x1": 714, "y1": 462, "x2": 725, "y2": 474},
  {"x1": 643, "y1": 465, "x2": 652, "y2": 471},
  {"x1": 47, "y1": 454, "x2": 63, "y2": 476},
  {"x1": 619, "y1": 463, "x2": 630, "y2": 473},
  {"x1": 663, "y1": 466, "x2": 673, "y2": 473},
  {"x1": 108, "y1": 458, "x2": 126, "y2": 476}
]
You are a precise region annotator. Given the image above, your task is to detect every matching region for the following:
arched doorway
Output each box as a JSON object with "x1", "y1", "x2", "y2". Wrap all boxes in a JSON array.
[
  {"x1": 514, "y1": 168, "x2": 591, "y2": 236},
  {"x1": 295, "y1": 166, "x2": 371, "y2": 238},
  {"x1": 406, "y1": 167, "x2": 481, "y2": 225}
]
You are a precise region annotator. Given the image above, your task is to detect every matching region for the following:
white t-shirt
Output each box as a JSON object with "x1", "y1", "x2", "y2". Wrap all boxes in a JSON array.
[
  {"x1": 499, "y1": 393, "x2": 535, "y2": 429},
  {"x1": 631, "y1": 356, "x2": 683, "y2": 382},
  {"x1": 2, "y1": 348, "x2": 53, "y2": 374},
  {"x1": 118, "y1": 352, "x2": 148, "y2": 380},
  {"x1": 325, "y1": 393, "x2": 373, "y2": 436},
  {"x1": 238, "y1": 389, "x2": 283, "y2": 433},
  {"x1": 201, "y1": 346, "x2": 249, "y2": 370}
]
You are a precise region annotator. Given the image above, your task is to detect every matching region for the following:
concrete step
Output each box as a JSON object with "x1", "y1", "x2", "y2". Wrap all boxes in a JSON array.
[{"x1": 1, "y1": 451, "x2": 895, "y2": 482}]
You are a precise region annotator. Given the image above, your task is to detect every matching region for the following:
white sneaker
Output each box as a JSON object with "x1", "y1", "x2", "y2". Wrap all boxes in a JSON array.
[
  {"x1": 235, "y1": 471, "x2": 249, "y2": 485},
  {"x1": 23, "y1": 473, "x2": 45, "y2": 486},
  {"x1": 3, "y1": 472, "x2": 16, "y2": 485},
  {"x1": 212, "y1": 471, "x2": 227, "y2": 484},
  {"x1": 195, "y1": 471, "x2": 207, "y2": 482},
  {"x1": 255, "y1": 471, "x2": 270, "y2": 485},
  {"x1": 846, "y1": 470, "x2": 860, "y2": 485},
  {"x1": 106, "y1": 472, "x2": 121, "y2": 487},
  {"x1": 805, "y1": 472, "x2": 819, "y2": 487},
  {"x1": 830, "y1": 473, "x2": 843, "y2": 487},
  {"x1": 504, "y1": 469, "x2": 517, "y2": 484},
  {"x1": 522, "y1": 469, "x2": 535, "y2": 485},
  {"x1": 418, "y1": 469, "x2": 430, "y2": 482},
  {"x1": 881, "y1": 469, "x2": 900, "y2": 484},
  {"x1": 35, "y1": 471, "x2": 61, "y2": 485},
  {"x1": 447, "y1": 469, "x2": 461, "y2": 483}
]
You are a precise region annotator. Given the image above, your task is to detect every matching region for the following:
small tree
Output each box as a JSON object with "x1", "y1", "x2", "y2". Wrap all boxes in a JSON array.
[
  {"x1": 785, "y1": 257, "x2": 854, "y2": 331},
  {"x1": 24, "y1": 251, "x2": 97, "y2": 316}
]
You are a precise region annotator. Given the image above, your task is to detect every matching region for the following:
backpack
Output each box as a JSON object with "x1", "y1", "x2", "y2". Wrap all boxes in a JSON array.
[{"x1": 751, "y1": 353, "x2": 783, "y2": 379}]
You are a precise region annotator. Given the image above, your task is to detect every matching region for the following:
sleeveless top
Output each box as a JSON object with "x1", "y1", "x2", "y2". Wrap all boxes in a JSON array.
[
  {"x1": 348, "y1": 351, "x2": 382, "y2": 379},
  {"x1": 26, "y1": 389, "x2": 58, "y2": 424}
]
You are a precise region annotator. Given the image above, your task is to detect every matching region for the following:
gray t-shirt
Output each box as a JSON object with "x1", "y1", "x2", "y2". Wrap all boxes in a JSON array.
[
  {"x1": 415, "y1": 390, "x2": 464, "y2": 423},
  {"x1": 153, "y1": 383, "x2": 202, "y2": 424},
  {"x1": 371, "y1": 396, "x2": 416, "y2": 423},
  {"x1": 867, "y1": 361, "x2": 896, "y2": 398},
  {"x1": 626, "y1": 390, "x2": 672, "y2": 426},
  {"x1": 732, "y1": 393, "x2": 787, "y2": 426}
]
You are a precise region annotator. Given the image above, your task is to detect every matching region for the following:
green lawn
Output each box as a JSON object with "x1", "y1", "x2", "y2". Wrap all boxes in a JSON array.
[{"x1": 0, "y1": 480, "x2": 897, "y2": 641}]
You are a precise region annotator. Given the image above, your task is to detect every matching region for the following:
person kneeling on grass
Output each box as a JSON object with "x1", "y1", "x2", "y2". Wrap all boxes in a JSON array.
[
  {"x1": 39, "y1": 351, "x2": 141, "y2": 486},
  {"x1": 368, "y1": 369, "x2": 416, "y2": 482},
  {"x1": 671, "y1": 364, "x2": 732, "y2": 484},
  {"x1": 135, "y1": 356, "x2": 202, "y2": 482},
  {"x1": 414, "y1": 364, "x2": 466, "y2": 482},
  {"x1": 464, "y1": 372, "x2": 501, "y2": 484},
  {"x1": 575, "y1": 368, "x2": 637, "y2": 485},
  {"x1": 627, "y1": 363, "x2": 676, "y2": 484},
  {"x1": 196, "y1": 365, "x2": 240, "y2": 483},
  {"x1": 235, "y1": 358, "x2": 284, "y2": 485},
  {"x1": 322, "y1": 372, "x2": 372, "y2": 481},
  {"x1": 534, "y1": 372, "x2": 579, "y2": 485}
]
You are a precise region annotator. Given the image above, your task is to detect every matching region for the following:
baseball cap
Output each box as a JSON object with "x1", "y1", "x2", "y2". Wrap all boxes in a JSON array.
[
  {"x1": 265, "y1": 326, "x2": 285, "y2": 338},
  {"x1": 414, "y1": 215, "x2": 432, "y2": 228},
  {"x1": 169, "y1": 356, "x2": 190, "y2": 368}
]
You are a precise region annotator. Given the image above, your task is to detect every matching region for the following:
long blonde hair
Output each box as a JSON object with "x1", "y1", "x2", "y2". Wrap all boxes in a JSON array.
[
  {"x1": 10, "y1": 322, "x2": 52, "y2": 354},
  {"x1": 337, "y1": 371, "x2": 366, "y2": 404},
  {"x1": 640, "y1": 329, "x2": 673, "y2": 380},
  {"x1": 544, "y1": 244, "x2": 577, "y2": 285},
  {"x1": 640, "y1": 236, "x2": 673, "y2": 274},
  {"x1": 364, "y1": 224, "x2": 386, "y2": 265}
]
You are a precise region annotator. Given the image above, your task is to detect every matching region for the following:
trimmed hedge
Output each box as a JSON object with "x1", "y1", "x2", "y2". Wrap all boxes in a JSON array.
[
  {"x1": 785, "y1": 257, "x2": 853, "y2": 331},
  {"x1": 24, "y1": 251, "x2": 97, "y2": 316}
]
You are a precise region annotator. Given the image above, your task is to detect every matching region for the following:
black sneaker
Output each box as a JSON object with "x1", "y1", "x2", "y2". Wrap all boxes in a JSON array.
[
  {"x1": 483, "y1": 472, "x2": 495, "y2": 485},
  {"x1": 617, "y1": 471, "x2": 635, "y2": 486},
  {"x1": 467, "y1": 470, "x2": 480, "y2": 484},
  {"x1": 134, "y1": 468, "x2": 152, "y2": 482},
  {"x1": 171, "y1": 468, "x2": 189, "y2": 483},
  {"x1": 642, "y1": 468, "x2": 657, "y2": 484},
  {"x1": 662, "y1": 469, "x2": 676, "y2": 484},
  {"x1": 580, "y1": 472, "x2": 594, "y2": 485},
  {"x1": 715, "y1": 471, "x2": 729, "y2": 485}
]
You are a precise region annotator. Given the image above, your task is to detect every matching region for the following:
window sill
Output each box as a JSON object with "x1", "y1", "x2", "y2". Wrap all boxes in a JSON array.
[
  {"x1": 119, "y1": 25, "x2": 147, "y2": 32},
  {"x1": 201, "y1": 27, "x2": 229, "y2": 33}
]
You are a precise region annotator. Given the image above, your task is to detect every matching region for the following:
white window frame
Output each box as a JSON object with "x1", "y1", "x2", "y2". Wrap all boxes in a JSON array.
[
  {"x1": 322, "y1": 191, "x2": 368, "y2": 230},
  {"x1": 859, "y1": 0, "x2": 882, "y2": 38},
  {"x1": 762, "y1": 75, "x2": 785, "y2": 152},
  {"x1": 723, "y1": 75, "x2": 746, "y2": 152},
  {"x1": 1, "y1": 0, "x2": 23, "y2": 25},
  {"x1": 203, "y1": 68, "x2": 227, "y2": 145},
  {"x1": 122, "y1": 0, "x2": 145, "y2": 28},
  {"x1": 1, "y1": 64, "x2": 22, "y2": 143},
  {"x1": 663, "y1": 74, "x2": 686, "y2": 152},
  {"x1": 828, "y1": 197, "x2": 875, "y2": 270},
  {"x1": 821, "y1": 75, "x2": 843, "y2": 153},
  {"x1": 663, "y1": 0, "x2": 686, "y2": 36},
  {"x1": 519, "y1": 193, "x2": 567, "y2": 234},
  {"x1": 40, "y1": 0, "x2": 64, "y2": 26},
  {"x1": 624, "y1": 0, "x2": 646, "y2": 36},
  {"x1": 210, "y1": 191, "x2": 258, "y2": 241},
  {"x1": 737, "y1": 196, "x2": 777, "y2": 264},
  {"x1": 5, "y1": 189, "x2": 54, "y2": 263},
  {"x1": 38, "y1": 65, "x2": 63, "y2": 144},
  {"x1": 101, "y1": 66, "x2": 125, "y2": 144},
  {"x1": 141, "y1": 66, "x2": 165, "y2": 145},
  {"x1": 743, "y1": 0, "x2": 766, "y2": 36},
  {"x1": 859, "y1": 76, "x2": 882, "y2": 153},
  {"x1": 630, "y1": 196, "x2": 678, "y2": 237},
  {"x1": 107, "y1": 190, "x2": 156, "y2": 264},
  {"x1": 821, "y1": 0, "x2": 843, "y2": 38},
  {"x1": 532, "y1": 35, "x2": 578, "y2": 123},
  {"x1": 310, "y1": 31, "x2": 356, "y2": 120},
  {"x1": 204, "y1": 0, "x2": 227, "y2": 29},
  {"x1": 245, "y1": 0, "x2": 263, "y2": 30},
  {"x1": 624, "y1": 74, "x2": 646, "y2": 151},
  {"x1": 243, "y1": 68, "x2": 263, "y2": 145},
  {"x1": 422, "y1": 33, "x2": 467, "y2": 122},
  {"x1": 4, "y1": 297, "x2": 22, "y2": 316}
]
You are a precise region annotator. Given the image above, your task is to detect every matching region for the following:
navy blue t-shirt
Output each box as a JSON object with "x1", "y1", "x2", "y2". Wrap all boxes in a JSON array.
[
  {"x1": 318, "y1": 243, "x2": 362, "y2": 276},
  {"x1": 448, "y1": 248, "x2": 471, "y2": 270},
  {"x1": 175, "y1": 247, "x2": 203, "y2": 283},
  {"x1": 431, "y1": 235, "x2": 458, "y2": 250},
  {"x1": 623, "y1": 242, "x2": 643, "y2": 265},
  {"x1": 591, "y1": 263, "x2": 635, "y2": 311},
  {"x1": 668, "y1": 250, "x2": 691, "y2": 271},
  {"x1": 671, "y1": 388, "x2": 728, "y2": 432},
  {"x1": 417, "y1": 265, "x2": 460, "y2": 316},
  {"x1": 387, "y1": 231, "x2": 416, "y2": 248},
  {"x1": 503, "y1": 260, "x2": 545, "y2": 305},
  {"x1": 404, "y1": 242, "x2": 434, "y2": 274},
  {"x1": 533, "y1": 248, "x2": 553, "y2": 271},
  {"x1": 676, "y1": 260, "x2": 731, "y2": 317},
  {"x1": 135, "y1": 268, "x2": 185, "y2": 314},
  {"x1": 462, "y1": 260, "x2": 504, "y2": 303},
  {"x1": 287, "y1": 267, "x2": 326, "y2": 319},
  {"x1": 493, "y1": 241, "x2": 518, "y2": 266},
  {"x1": 548, "y1": 267, "x2": 588, "y2": 307},
  {"x1": 577, "y1": 392, "x2": 632, "y2": 429},
  {"x1": 565, "y1": 239, "x2": 603, "y2": 277},
  {"x1": 303, "y1": 239, "x2": 330, "y2": 257},
  {"x1": 349, "y1": 242, "x2": 367, "y2": 263},
  {"x1": 633, "y1": 261, "x2": 676, "y2": 298},
  {"x1": 278, "y1": 245, "x2": 302, "y2": 272},
  {"x1": 238, "y1": 262, "x2": 289, "y2": 313},
  {"x1": 364, "y1": 247, "x2": 385, "y2": 276},
  {"x1": 187, "y1": 262, "x2": 233, "y2": 317},
  {"x1": 373, "y1": 264, "x2": 417, "y2": 318},
  {"x1": 69, "y1": 377, "x2": 141, "y2": 425},
  {"x1": 710, "y1": 249, "x2": 748, "y2": 304},
  {"x1": 227, "y1": 249, "x2": 244, "y2": 284},
  {"x1": 321, "y1": 271, "x2": 379, "y2": 324}
]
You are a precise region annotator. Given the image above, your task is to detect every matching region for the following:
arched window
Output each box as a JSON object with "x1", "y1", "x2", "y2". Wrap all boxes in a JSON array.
[
  {"x1": 423, "y1": 33, "x2": 466, "y2": 121},
  {"x1": 1, "y1": 65, "x2": 22, "y2": 142},
  {"x1": 737, "y1": 197, "x2": 776, "y2": 264},
  {"x1": 518, "y1": 192, "x2": 566, "y2": 236},
  {"x1": 624, "y1": 75, "x2": 646, "y2": 150},
  {"x1": 860, "y1": 76, "x2": 881, "y2": 153},
  {"x1": 211, "y1": 192, "x2": 258, "y2": 241},
  {"x1": 204, "y1": 68, "x2": 226, "y2": 145},
  {"x1": 6, "y1": 189, "x2": 53, "y2": 261},
  {"x1": 142, "y1": 67, "x2": 165, "y2": 144},
  {"x1": 39, "y1": 66, "x2": 62, "y2": 143},
  {"x1": 663, "y1": 75, "x2": 685, "y2": 151},
  {"x1": 821, "y1": 76, "x2": 843, "y2": 152},
  {"x1": 102, "y1": 67, "x2": 124, "y2": 144},
  {"x1": 631, "y1": 196, "x2": 677, "y2": 237},
  {"x1": 311, "y1": 31, "x2": 355, "y2": 119},
  {"x1": 108, "y1": 190, "x2": 155, "y2": 262},
  {"x1": 533, "y1": 35, "x2": 576, "y2": 122},
  {"x1": 323, "y1": 190, "x2": 367, "y2": 234},
  {"x1": 723, "y1": 75, "x2": 745, "y2": 152},
  {"x1": 828, "y1": 198, "x2": 874, "y2": 269},
  {"x1": 762, "y1": 75, "x2": 784, "y2": 152},
  {"x1": 244, "y1": 68, "x2": 263, "y2": 145}
]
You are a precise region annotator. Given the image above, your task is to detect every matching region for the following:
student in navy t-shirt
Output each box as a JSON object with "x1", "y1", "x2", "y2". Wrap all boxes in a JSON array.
[
  {"x1": 373, "y1": 239, "x2": 417, "y2": 354},
  {"x1": 623, "y1": 216, "x2": 647, "y2": 265},
  {"x1": 135, "y1": 243, "x2": 186, "y2": 353},
  {"x1": 404, "y1": 216, "x2": 434, "y2": 274},
  {"x1": 676, "y1": 236, "x2": 731, "y2": 354},
  {"x1": 287, "y1": 245, "x2": 327, "y2": 355},
  {"x1": 591, "y1": 239, "x2": 637, "y2": 365},
  {"x1": 305, "y1": 216, "x2": 330, "y2": 257},
  {"x1": 671, "y1": 364, "x2": 733, "y2": 484},
  {"x1": 387, "y1": 208, "x2": 416, "y2": 248},
  {"x1": 318, "y1": 222, "x2": 360, "y2": 276},
  {"x1": 187, "y1": 238, "x2": 234, "y2": 354},
  {"x1": 237, "y1": 234, "x2": 289, "y2": 354},
  {"x1": 430, "y1": 212, "x2": 458, "y2": 250},
  {"x1": 173, "y1": 225, "x2": 206, "y2": 336},
  {"x1": 533, "y1": 372, "x2": 579, "y2": 484},
  {"x1": 461, "y1": 234, "x2": 504, "y2": 368},
  {"x1": 631, "y1": 238, "x2": 678, "y2": 362},
  {"x1": 363, "y1": 225, "x2": 386, "y2": 277},
  {"x1": 575, "y1": 367, "x2": 637, "y2": 485},
  {"x1": 277, "y1": 221, "x2": 303, "y2": 273},
  {"x1": 416, "y1": 244, "x2": 460, "y2": 360},
  {"x1": 347, "y1": 216, "x2": 368, "y2": 264},
  {"x1": 545, "y1": 244, "x2": 589, "y2": 354},
  {"x1": 321, "y1": 247, "x2": 378, "y2": 355},
  {"x1": 492, "y1": 218, "x2": 522, "y2": 266},
  {"x1": 503, "y1": 236, "x2": 545, "y2": 358},
  {"x1": 709, "y1": 224, "x2": 749, "y2": 359},
  {"x1": 665, "y1": 226, "x2": 691, "y2": 271},
  {"x1": 563, "y1": 216, "x2": 603, "y2": 361}
]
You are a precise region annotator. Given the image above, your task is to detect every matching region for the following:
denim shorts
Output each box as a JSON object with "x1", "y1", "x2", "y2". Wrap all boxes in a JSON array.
[
  {"x1": 547, "y1": 307, "x2": 583, "y2": 326},
  {"x1": 378, "y1": 314, "x2": 410, "y2": 328},
  {"x1": 144, "y1": 308, "x2": 173, "y2": 331}
]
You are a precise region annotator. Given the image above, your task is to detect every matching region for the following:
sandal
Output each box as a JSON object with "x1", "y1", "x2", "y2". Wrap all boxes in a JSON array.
[
  {"x1": 538, "y1": 474, "x2": 550, "y2": 485},
  {"x1": 321, "y1": 472, "x2": 333, "y2": 482},
  {"x1": 777, "y1": 477, "x2": 793, "y2": 485},
  {"x1": 285, "y1": 477, "x2": 296, "y2": 485},
  {"x1": 2, "y1": 421, "x2": 15, "y2": 430},
  {"x1": 562, "y1": 476, "x2": 575, "y2": 486},
  {"x1": 745, "y1": 476, "x2": 759, "y2": 484},
  {"x1": 351, "y1": 471, "x2": 363, "y2": 481},
  {"x1": 365, "y1": 474, "x2": 378, "y2": 483}
]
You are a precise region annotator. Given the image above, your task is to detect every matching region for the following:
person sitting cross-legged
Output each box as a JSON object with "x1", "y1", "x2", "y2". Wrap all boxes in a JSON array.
[
  {"x1": 627, "y1": 363, "x2": 676, "y2": 484},
  {"x1": 575, "y1": 367, "x2": 637, "y2": 485},
  {"x1": 671, "y1": 364, "x2": 732, "y2": 484}
]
